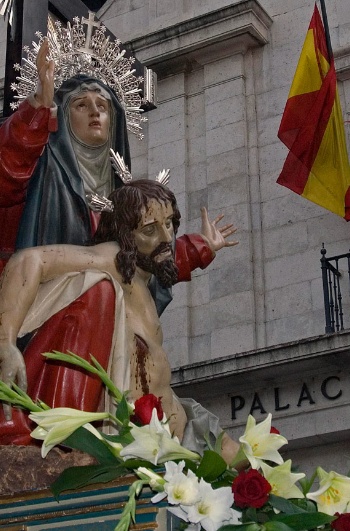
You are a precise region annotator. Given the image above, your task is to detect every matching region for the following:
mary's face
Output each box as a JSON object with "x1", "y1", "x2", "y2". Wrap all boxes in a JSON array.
[{"x1": 69, "y1": 91, "x2": 110, "y2": 146}]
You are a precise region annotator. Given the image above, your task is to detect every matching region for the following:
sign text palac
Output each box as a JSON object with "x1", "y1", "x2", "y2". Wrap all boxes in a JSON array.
[{"x1": 231, "y1": 376, "x2": 342, "y2": 419}]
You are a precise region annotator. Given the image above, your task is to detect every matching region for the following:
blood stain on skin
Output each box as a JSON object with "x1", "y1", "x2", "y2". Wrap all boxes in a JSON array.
[{"x1": 134, "y1": 334, "x2": 150, "y2": 395}]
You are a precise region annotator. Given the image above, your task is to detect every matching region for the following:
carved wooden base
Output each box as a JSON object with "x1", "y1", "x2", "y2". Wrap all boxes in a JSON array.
[
  {"x1": 0, "y1": 446, "x2": 177, "y2": 530},
  {"x1": 0, "y1": 445, "x2": 95, "y2": 496}
]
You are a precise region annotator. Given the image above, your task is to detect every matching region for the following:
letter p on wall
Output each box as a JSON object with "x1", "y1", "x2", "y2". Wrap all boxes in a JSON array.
[{"x1": 231, "y1": 395, "x2": 245, "y2": 419}]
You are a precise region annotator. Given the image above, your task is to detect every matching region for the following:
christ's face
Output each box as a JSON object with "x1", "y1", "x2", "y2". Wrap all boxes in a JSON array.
[
  {"x1": 133, "y1": 199, "x2": 174, "y2": 261},
  {"x1": 69, "y1": 91, "x2": 110, "y2": 146}
]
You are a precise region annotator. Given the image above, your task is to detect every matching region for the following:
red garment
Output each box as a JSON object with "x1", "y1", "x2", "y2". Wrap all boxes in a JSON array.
[
  {"x1": 176, "y1": 233, "x2": 214, "y2": 281},
  {"x1": 0, "y1": 100, "x2": 57, "y2": 259},
  {"x1": 0, "y1": 281, "x2": 115, "y2": 445}
]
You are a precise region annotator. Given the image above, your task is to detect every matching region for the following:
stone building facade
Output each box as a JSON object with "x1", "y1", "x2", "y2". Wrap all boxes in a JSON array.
[
  {"x1": 0, "y1": 0, "x2": 350, "y2": 475},
  {"x1": 98, "y1": 0, "x2": 350, "y2": 474}
]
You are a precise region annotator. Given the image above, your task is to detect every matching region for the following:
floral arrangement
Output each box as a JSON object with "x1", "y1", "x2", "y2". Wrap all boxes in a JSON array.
[{"x1": 1, "y1": 351, "x2": 350, "y2": 531}]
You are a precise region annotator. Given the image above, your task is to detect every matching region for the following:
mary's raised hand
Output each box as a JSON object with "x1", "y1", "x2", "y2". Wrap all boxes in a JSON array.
[{"x1": 35, "y1": 38, "x2": 55, "y2": 108}]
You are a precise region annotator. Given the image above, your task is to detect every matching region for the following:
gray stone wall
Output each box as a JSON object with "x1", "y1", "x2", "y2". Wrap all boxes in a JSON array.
[{"x1": 99, "y1": 0, "x2": 350, "y2": 367}]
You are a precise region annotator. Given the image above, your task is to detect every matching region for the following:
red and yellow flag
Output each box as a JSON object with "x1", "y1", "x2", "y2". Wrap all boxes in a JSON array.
[{"x1": 277, "y1": 4, "x2": 350, "y2": 220}]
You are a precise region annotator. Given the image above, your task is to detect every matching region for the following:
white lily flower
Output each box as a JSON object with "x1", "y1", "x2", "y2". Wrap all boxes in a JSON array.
[
  {"x1": 186, "y1": 479, "x2": 234, "y2": 531},
  {"x1": 158, "y1": 432, "x2": 200, "y2": 464},
  {"x1": 149, "y1": 462, "x2": 187, "y2": 504},
  {"x1": 30, "y1": 425, "x2": 58, "y2": 457},
  {"x1": 152, "y1": 491, "x2": 168, "y2": 503},
  {"x1": 120, "y1": 426, "x2": 161, "y2": 464},
  {"x1": 168, "y1": 505, "x2": 191, "y2": 524},
  {"x1": 164, "y1": 461, "x2": 200, "y2": 506},
  {"x1": 120, "y1": 409, "x2": 165, "y2": 464},
  {"x1": 30, "y1": 426, "x2": 48, "y2": 440},
  {"x1": 307, "y1": 466, "x2": 350, "y2": 515},
  {"x1": 121, "y1": 410, "x2": 200, "y2": 465},
  {"x1": 260, "y1": 460, "x2": 305, "y2": 499},
  {"x1": 164, "y1": 460, "x2": 186, "y2": 479},
  {"x1": 224, "y1": 508, "x2": 242, "y2": 526},
  {"x1": 239, "y1": 414, "x2": 287, "y2": 469},
  {"x1": 29, "y1": 407, "x2": 110, "y2": 457},
  {"x1": 148, "y1": 408, "x2": 169, "y2": 433}
]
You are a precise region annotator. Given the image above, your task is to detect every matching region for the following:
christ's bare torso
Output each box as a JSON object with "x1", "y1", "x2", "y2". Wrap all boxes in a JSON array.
[
  {"x1": 122, "y1": 270, "x2": 187, "y2": 440},
  {"x1": 63, "y1": 241, "x2": 188, "y2": 439}
]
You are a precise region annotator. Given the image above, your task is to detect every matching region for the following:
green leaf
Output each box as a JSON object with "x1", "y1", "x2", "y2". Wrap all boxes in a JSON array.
[
  {"x1": 0, "y1": 380, "x2": 46, "y2": 412},
  {"x1": 63, "y1": 426, "x2": 120, "y2": 465},
  {"x1": 290, "y1": 498, "x2": 317, "y2": 513},
  {"x1": 116, "y1": 395, "x2": 131, "y2": 425},
  {"x1": 269, "y1": 512, "x2": 335, "y2": 530},
  {"x1": 218, "y1": 524, "x2": 261, "y2": 531},
  {"x1": 244, "y1": 507, "x2": 258, "y2": 523},
  {"x1": 102, "y1": 430, "x2": 133, "y2": 446},
  {"x1": 182, "y1": 458, "x2": 198, "y2": 473},
  {"x1": 51, "y1": 464, "x2": 127, "y2": 499},
  {"x1": 269, "y1": 495, "x2": 307, "y2": 514},
  {"x1": 196, "y1": 450, "x2": 227, "y2": 482},
  {"x1": 298, "y1": 470, "x2": 317, "y2": 496},
  {"x1": 264, "y1": 523, "x2": 294, "y2": 531},
  {"x1": 211, "y1": 475, "x2": 236, "y2": 488},
  {"x1": 122, "y1": 458, "x2": 157, "y2": 470}
]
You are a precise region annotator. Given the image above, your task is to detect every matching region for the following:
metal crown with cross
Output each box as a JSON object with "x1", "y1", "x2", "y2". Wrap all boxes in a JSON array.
[{"x1": 10, "y1": 11, "x2": 146, "y2": 138}]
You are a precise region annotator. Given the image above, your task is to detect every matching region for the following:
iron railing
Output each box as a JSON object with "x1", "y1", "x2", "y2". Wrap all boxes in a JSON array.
[{"x1": 321, "y1": 245, "x2": 350, "y2": 333}]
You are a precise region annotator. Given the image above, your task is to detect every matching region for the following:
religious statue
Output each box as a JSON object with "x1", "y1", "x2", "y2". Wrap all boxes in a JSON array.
[
  {"x1": 0, "y1": 179, "x2": 239, "y2": 463},
  {"x1": 0, "y1": 13, "x2": 239, "y2": 464}
]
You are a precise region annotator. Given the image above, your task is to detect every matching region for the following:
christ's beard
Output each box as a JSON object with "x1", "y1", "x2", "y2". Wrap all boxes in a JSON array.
[{"x1": 136, "y1": 243, "x2": 178, "y2": 288}]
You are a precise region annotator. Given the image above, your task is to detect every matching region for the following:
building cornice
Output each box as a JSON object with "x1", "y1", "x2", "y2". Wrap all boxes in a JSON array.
[
  {"x1": 124, "y1": 0, "x2": 273, "y2": 75},
  {"x1": 172, "y1": 330, "x2": 350, "y2": 399}
]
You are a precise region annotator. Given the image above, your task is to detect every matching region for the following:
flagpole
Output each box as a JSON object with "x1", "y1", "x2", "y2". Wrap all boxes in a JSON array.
[{"x1": 319, "y1": 0, "x2": 333, "y2": 59}]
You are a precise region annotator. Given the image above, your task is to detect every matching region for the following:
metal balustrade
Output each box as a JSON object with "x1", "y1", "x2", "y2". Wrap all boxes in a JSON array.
[{"x1": 320, "y1": 245, "x2": 350, "y2": 333}]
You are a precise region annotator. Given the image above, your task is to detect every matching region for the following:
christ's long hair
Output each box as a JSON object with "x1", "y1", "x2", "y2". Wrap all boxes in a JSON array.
[{"x1": 93, "y1": 180, "x2": 181, "y2": 284}]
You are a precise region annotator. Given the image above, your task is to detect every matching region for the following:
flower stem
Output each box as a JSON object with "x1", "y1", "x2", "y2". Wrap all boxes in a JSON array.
[{"x1": 114, "y1": 479, "x2": 146, "y2": 531}]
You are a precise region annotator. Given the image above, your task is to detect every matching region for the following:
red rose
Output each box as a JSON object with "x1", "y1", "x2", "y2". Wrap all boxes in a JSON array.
[
  {"x1": 270, "y1": 426, "x2": 280, "y2": 434},
  {"x1": 132, "y1": 394, "x2": 163, "y2": 425},
  {"x1": 331, "y1": 513, "x2": 350, "y2": 530},
  {"x1": 232, "y1": 469, "x2": 271, "y2": 509}
]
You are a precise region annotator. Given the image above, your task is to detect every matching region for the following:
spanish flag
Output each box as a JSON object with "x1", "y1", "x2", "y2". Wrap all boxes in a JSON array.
[{"x1": 277, "y1": 4, "x2": 350, "y2": 220}]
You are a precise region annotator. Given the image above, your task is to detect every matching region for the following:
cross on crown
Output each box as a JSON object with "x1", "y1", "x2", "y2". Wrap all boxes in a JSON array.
[{"x1": 79, "y1": 11, "x2": 101, "y2": 54}]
